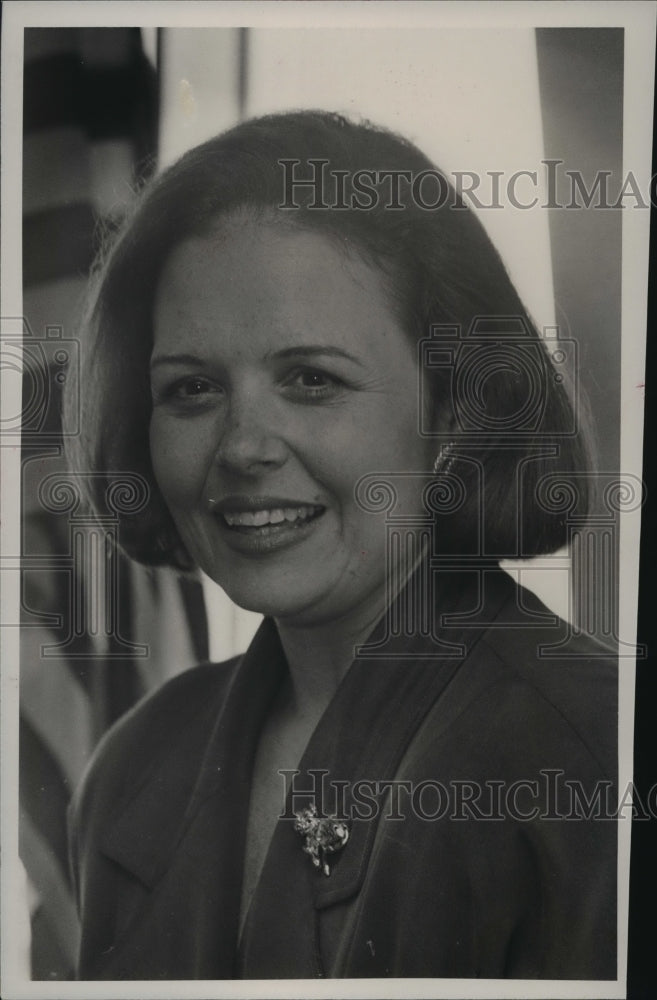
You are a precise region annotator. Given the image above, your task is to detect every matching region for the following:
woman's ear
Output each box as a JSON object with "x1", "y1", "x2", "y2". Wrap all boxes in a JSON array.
[
  {"x1": 428, "y1": 396, "x2": 458, "y2": 442},
  {"x1": 424, "y1": 411, "x2": 459, "y2": 477},
  {"x1": 419, "y1": 368, "x2": 458, "y2": 470}
]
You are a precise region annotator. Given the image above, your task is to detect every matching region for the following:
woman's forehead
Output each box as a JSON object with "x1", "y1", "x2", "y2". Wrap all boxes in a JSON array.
[
  {"x1": 160, "y1": 213, "x2": 368, "y2": 277},
  {"x1": 157, "y1": 220, "x2": 391, "y2": 318},
  {"x1": 151, "y1": 220, "x2": 413, "y2": 365}
]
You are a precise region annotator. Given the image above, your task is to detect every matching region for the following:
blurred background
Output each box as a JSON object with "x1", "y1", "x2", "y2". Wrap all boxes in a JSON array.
[{"x1": 20, "y1": 25, "x2": 622, "y2": 978}]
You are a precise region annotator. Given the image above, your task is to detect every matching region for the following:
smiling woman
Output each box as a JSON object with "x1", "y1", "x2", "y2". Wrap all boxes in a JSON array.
[
  {"x1": 149, "y1": 219, "x2": 436, "y2": 624},
  {"x1": 64, "y1": 111, "x2": 616, "y2": 982}
]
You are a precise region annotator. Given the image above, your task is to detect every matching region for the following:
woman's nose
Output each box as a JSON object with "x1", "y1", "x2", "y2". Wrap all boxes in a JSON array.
[{"x1": 214, "y1": 397, "x2": 287, "y2": 473}]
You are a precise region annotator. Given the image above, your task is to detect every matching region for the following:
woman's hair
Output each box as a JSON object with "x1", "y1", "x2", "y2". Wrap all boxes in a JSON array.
[{"x1": 64, "y1": 109, "x2": 592, "y2": 569}]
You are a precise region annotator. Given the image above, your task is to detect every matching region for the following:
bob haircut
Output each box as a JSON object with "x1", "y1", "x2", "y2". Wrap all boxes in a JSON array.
[{"x1": 65, "y1": 109, "x2": 591, "y2": 570}]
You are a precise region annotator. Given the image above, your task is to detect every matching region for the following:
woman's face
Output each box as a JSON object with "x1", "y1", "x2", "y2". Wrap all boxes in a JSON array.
[{"x1": 150, "y1": 219, "x2": 437, "y2": 627}]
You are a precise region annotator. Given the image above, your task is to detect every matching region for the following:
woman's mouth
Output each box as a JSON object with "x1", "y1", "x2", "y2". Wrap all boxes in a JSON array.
[
  {"x1": 211, "y1": 499, "x2": 326, "y2": 554},
  {"x1": 222, "y1": 504, "x2": 324, "y2": 531}
]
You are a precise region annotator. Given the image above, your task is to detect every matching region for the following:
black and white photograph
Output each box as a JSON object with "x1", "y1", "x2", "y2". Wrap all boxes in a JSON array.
[{"x1": 1, "y1": 1, "x2": 654, "y2": 996}]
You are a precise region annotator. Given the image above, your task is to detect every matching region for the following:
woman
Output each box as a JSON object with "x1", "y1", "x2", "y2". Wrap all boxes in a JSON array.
[{"x1": 66, "y1": 110, "x2": 617, "y2": 980}]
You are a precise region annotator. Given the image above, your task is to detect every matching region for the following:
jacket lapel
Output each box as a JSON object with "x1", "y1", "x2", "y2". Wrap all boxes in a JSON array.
[
  {"x1": 239, "y1": 566, "x2": 516, "y2": 977},
  {"x1": 95, "y1": 618, "x2": 286, "y2": 979}
]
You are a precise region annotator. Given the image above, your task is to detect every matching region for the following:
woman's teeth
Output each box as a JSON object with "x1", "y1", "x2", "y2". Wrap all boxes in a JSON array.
[{"x1": 222, "y1": 506, "x2": 321, "y2": 528}]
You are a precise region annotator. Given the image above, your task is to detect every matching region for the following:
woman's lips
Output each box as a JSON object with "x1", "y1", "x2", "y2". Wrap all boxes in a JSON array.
[
  {"x1": 222, "y1": 504, "x2": 323, "y2": 529},
  {"x1": 209, "y1": 498, "x2": 326, "y2": 554}
]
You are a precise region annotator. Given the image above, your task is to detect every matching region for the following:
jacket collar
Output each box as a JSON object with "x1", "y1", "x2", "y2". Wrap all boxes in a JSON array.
[{"x1": 238, "y1": 565, "x2": 515, "y2": 975}]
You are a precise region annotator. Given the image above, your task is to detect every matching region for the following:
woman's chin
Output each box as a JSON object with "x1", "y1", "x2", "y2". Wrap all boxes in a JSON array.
[{"x1": 220, "y1": 580, "x2": 322, "y2": 622}]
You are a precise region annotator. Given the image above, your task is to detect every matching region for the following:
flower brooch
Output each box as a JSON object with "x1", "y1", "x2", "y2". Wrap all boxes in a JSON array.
[{"x1": 293, "y1": 804, "x2": 350, "y2": 876}]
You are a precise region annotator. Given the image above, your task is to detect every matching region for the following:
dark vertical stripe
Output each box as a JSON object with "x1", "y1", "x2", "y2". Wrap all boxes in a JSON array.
[
  {"x1": 156, "y1": 26, "x2": 163, "y2": 73},
  {"x1": 628, "y1": 34, "x2": 657, "y2": 997},
  {"x1": 238, "y1": 27, "x2": 249, "y2": 120},
  {"x1": 153, "y1": 27, "x2": 163, "y2": 166},
  {"x1": 535, "y1": 28, "x2": 623, "y2": 649},
  {"x1": 535, "y1": 28, "x2": 623, "y2": 475}
]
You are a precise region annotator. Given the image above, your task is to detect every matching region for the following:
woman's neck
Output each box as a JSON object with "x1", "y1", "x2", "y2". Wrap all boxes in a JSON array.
[
  {"x1": 273, "y1": 541, "x2": 426, "y2": 719},
  {"x1": 274, "y1": 595, "x2": 384, "y2": 718}
]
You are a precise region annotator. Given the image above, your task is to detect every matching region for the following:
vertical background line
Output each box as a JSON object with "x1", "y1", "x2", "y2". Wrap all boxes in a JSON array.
[{"x1": 238, "y1": 27, "x2": 249, "y2": 121}]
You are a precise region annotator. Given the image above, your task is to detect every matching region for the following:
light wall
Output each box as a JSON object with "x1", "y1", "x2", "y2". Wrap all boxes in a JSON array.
[{"x1": 246, "y1": 28, "x2": 555, "y2": 332}]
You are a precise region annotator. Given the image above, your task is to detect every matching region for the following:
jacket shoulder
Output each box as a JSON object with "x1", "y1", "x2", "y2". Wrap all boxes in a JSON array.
[
  {"x1": 95, "y1": 658, "x2": 236, "y2": 766},
  {"x1": 405, "y1": 572, "x2": 617, "y2": 780},
  {"x1": 69, "y1": 657, "x2": 240, "y2": 859},
  {"x1": 479, "y1": 577, "x2": 618, "y2": 775}
]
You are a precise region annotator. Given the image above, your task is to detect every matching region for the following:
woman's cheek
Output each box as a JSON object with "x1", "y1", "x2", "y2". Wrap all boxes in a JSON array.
[{"x1": 149, "y1": 417, "x2": 208, "y2": 507}]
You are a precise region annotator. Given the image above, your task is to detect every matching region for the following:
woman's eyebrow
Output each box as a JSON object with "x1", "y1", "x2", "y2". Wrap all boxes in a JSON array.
[
  {"x1": 150, "y1": 352, "x2": 204, "y2": 370},
  {"x1": 150, "y1": 346, "x2": 367, "y2": 370},
  {"x1": 271, "y1": 345, "x2": 365, "y2": 366}
]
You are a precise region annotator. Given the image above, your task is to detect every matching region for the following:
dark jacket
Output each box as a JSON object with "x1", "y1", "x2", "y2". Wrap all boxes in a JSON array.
[{"x1": 69, "y1": 566, "x2": 617, "y2": 980}]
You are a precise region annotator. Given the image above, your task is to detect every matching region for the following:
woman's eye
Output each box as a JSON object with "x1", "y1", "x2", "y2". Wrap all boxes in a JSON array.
[
  {"x1": 297, "y1": 371, "x2": 331, "y2": 389},
  {"x1": 177, "y1": 378, "x2": 214, "y2": 396},
  {"x1": 153, "y1": 377, "x2": 221, "y2": 408},
  {"x1": 284, "y1": 369, "x2": 344, "y2": 400}
]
